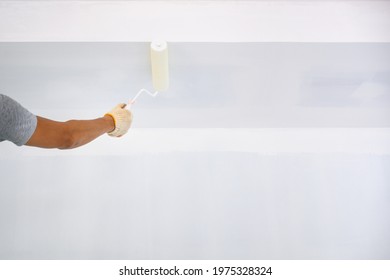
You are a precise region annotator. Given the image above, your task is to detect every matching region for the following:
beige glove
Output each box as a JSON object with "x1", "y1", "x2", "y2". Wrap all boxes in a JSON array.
[{"x1": 105, "y1": 103, "x2": 132, "y2": 137}]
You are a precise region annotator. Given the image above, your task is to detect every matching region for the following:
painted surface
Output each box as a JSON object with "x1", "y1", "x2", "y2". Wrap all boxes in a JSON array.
[
  {"x1": 1, "y1": 1, "x2": 390, "y2": 42},
  {"x1": 0, "y1": 43, "x2": 390, "y2": 259}
]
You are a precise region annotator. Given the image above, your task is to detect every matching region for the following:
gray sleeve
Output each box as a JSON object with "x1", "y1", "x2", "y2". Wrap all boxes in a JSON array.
[{"x1": 0, "y1": 94, "x2": 38, "y2": 146}]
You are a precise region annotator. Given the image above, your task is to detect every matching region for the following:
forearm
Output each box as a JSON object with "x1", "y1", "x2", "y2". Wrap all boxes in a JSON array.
[
  {"x1": 64, "y1": 115, "x2": 115, "y2": 149},
  {"x1": 25, "y1": 103, "x2": 130, "y2": 150},
  {"x1": 26, "y1": 115, "x2": 115, "y2": 149}
]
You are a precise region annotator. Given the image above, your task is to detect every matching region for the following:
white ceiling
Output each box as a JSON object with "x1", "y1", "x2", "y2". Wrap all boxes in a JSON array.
[{"x1": 1, "y1": 1, "x2": 389, "y2": 42}]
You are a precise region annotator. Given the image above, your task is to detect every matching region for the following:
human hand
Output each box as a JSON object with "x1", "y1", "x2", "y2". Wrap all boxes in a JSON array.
[{"x1": 105, "y1": 103, "x2": 132, "y2": 137}]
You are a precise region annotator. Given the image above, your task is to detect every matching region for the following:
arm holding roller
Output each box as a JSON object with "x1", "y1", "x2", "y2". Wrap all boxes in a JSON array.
[
  {"x1": 0, "y1": 93, "x2": 132, "y2": 149},
  {"x1": 26, "y1": 103, "x2": 132, "y2": 149},
  {"x1": 26, "y1": 115, "x2": 115, "y2": 149}
]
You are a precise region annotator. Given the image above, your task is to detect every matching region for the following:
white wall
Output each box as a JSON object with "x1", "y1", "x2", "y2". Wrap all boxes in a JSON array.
[
  {"x1": 1, "y1": 146, "x2": 390, "y2": 259},
  {"x1": 1, "y1": 42, "x2": 389, "y2": 260},
  {"x1": 0, "y1": 1, "x2": 390, "y2": 260}
]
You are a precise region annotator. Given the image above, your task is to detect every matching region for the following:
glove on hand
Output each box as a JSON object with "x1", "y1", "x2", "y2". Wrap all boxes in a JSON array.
[{"x1": 105, "y1": 103, "x2": 132, "y2": 137}]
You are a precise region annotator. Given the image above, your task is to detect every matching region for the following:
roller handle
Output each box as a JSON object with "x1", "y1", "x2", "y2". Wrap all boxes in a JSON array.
[{"x1": 126, "y1": 88, "x2": 159, "y2": 107}]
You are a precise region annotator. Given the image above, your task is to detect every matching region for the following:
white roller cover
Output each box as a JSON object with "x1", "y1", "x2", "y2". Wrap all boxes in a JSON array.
[{"x1": 150, "y1": 41, "x2": 169, "y2": 92}]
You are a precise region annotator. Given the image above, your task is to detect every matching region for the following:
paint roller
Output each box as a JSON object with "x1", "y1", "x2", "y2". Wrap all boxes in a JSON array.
[{"x1": 128, "y1": 41, "x2": 169, "y2": 106}]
